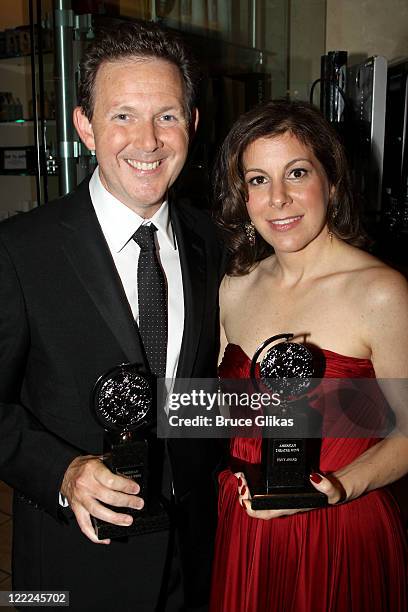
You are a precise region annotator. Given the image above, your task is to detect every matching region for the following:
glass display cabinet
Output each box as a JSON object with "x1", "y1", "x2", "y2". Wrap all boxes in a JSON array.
[{"x1": 0, "y1": 0, "x2": 322, "y2": 213}]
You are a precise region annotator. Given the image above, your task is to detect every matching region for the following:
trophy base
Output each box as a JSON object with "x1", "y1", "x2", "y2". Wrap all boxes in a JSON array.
[
  {"x1": 251, "y1": 487, "x2": 327, "y2": 510},
  {"x1": 92, "y1": 497, "x2": 170, "y2": 540}
]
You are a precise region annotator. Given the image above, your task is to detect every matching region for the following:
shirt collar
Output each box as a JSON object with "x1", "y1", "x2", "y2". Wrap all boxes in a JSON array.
[{"x1": 89, "y1": 167, "x2": 175, "y2": 253}]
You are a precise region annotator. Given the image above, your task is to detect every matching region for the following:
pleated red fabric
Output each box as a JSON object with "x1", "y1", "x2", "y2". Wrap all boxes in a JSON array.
[{"x1": 210, "y1": 344, "x2": 408, "y2": 612}]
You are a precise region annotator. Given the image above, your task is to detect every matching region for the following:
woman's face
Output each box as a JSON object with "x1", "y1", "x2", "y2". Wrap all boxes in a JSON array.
[{"x1": 243, "y1": 131, "x2": 333, "y2": 254}]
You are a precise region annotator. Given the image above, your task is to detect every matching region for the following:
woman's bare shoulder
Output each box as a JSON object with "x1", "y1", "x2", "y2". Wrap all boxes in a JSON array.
[
  {"x1": 362, "y1": 264, "x2": 408, "y2": 310},
  {"x1": 336, "y1": 243, "x2": 406, "y2": 290},
  {"x1": 343, "y1": 246, "x2": 408, "y2": 298},
  {"x1": 220, "y1": 256, "x2": 274, "y2": 301},
  {"x1": 342, "y1": 247, "x2": 408, "y2": 343},
  {"x1": 354, "y1": 258, "x2": 408, "y2": 375}
]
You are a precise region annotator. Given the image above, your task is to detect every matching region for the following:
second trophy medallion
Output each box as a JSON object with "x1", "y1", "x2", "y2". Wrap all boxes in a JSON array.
[{"x1": 248, "y1": 334, "x2": 327, "y2": 510}]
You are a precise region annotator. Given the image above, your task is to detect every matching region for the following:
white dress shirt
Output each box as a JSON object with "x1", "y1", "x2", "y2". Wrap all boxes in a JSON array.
[
  {"x1": 59, "y1": 169, "x2": 184, "y2": 507},
  {"x1": 89, "y1": 167, "x2": 184, "y2": 380}
]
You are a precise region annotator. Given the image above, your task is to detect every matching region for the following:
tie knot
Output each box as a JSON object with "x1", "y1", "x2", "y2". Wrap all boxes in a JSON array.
[{"x1": 133, "y1": 224, "x2": 158, "y2": 251}]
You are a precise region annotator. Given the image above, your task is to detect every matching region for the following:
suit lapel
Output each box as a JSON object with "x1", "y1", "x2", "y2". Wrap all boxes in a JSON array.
[
  {"x1": 58, "y1": 180, "x2": 146, "y2": 366},
  {"x1": 171, "y1": 201, "x2": 206, "y2": 379}
]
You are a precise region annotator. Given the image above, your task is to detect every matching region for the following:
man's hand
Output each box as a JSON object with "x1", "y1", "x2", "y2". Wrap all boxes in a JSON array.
[{"x1": 61, "y1": 455, "x2": 144, "y2": 544}]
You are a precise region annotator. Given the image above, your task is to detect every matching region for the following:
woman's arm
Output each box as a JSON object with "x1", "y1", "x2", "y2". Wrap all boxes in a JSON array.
[
  {"x1": 323, "y1": 268, "x2": 408, "y2": 501},
  {"x1": 239, "y1": 267, "x2": 408, "y2": 518}
]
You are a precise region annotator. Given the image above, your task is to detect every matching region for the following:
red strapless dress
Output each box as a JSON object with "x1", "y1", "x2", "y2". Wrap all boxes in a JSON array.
[{"x1": 210, "y1": 344, "x2": 408, "y2": 612}]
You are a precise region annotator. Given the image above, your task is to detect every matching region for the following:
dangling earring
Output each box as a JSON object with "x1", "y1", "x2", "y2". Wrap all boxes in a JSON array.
[
  {"x1": 328, "y1": 205, "x2": 338, "y2": 240},
  {"x1": 244, "y1": 221, "x2": 256, "y2": 247}
]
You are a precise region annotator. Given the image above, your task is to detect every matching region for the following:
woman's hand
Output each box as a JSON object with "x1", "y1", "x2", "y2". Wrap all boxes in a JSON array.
[{"x1": 234, "y1": 471, "x2": 347, "y2": 520}]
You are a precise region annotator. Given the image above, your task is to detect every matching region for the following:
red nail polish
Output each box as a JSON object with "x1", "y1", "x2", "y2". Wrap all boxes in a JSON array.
[
  {"x1": 241, "y1": 485, "x2": 246, "y2": 496},
  {"x1": 237, "y1": 477, "x2": 242, "y2": 487},
  {"x1": 310, "y1": 472, "x2": 322, "y2": 484}
]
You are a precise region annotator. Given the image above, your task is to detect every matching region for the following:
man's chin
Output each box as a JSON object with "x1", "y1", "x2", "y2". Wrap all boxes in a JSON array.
[{"x1": 120, "y1": 196, "x2": 165, "y2": 218}]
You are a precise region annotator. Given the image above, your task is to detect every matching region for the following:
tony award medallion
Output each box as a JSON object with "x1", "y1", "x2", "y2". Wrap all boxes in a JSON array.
[
  {"x1": 248, "y1": 334, "x2": 327, "y2": 510},
  {"x1": 92, "y1": 363, "x2": 170, "y2": 539}
]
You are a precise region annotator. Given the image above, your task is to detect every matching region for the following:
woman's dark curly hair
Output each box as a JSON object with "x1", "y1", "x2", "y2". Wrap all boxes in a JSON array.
[{"x1": 214, "y1": 100, "x2": 366, "y2": 275}]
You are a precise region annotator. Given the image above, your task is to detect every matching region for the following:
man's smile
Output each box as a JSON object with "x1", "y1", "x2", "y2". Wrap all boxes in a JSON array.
[{"x1": 125, "y1": 159, "x2": 163, "y2": 171}]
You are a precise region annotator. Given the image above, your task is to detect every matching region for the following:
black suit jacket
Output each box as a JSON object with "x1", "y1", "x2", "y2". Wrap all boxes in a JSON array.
[{"x1": 0, "y1": 178, "x2": 224, "y2": 611}]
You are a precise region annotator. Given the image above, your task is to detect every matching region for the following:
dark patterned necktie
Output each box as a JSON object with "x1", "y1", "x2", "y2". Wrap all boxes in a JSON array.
[{"x1": 133, "y1": 224, "x2": 167, "y2": 377}]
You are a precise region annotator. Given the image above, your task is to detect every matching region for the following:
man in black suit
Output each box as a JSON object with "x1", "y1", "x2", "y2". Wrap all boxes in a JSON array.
[{"x1": 0, "y1": 21, "x2": 223, "y2": 611}]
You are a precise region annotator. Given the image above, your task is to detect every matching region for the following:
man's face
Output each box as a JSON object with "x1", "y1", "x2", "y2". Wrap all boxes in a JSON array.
[{"x1": 74, "y1": 57, "x2": 196, "y2": 217}]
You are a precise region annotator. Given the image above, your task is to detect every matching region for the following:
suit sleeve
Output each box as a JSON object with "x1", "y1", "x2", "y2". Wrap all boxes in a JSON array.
[{"x1": 0, "y1": 237, "x2": 80, "y2": 519}]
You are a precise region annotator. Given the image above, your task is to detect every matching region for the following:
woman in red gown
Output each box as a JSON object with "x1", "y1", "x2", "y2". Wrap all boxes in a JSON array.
[{"x1": 210, "y1": 101, "x2": 408, "y2": 611}]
